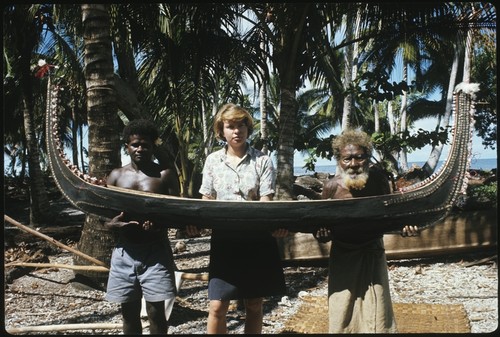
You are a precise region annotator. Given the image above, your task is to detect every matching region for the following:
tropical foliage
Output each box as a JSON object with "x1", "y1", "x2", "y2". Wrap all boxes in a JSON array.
[
  {"x1": 3, "y1": 2, "x2": 496, "y2": 287},
  {"x1": 3, "y1": 3, "x2": 497, "y2": 204},
  {"x1": 465, "y1": 182, "x2": 497, "y2": 209}
]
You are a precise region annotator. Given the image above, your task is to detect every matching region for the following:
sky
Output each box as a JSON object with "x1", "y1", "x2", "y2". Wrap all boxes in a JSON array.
[{"x1": 294, "y1": 116, "x2": 497, "y2": 168}]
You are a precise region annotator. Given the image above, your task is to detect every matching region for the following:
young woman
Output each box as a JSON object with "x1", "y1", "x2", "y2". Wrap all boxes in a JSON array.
[{"x1": 190, "y1": 103, "x2": 288, "y2": 334}]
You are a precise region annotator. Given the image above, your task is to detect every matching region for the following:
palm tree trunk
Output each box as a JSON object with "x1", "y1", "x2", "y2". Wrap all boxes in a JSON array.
[
  {"x1": 174, "y1": 114, "x2": 190, "y2": 197},
  {"x1": 399, "y1": 63, "x2": 409, "y2": 171},
  {"x1": 273, "y1": 4, "x2": 310, "y2": 200},
  {"x1": 259, "y1": 31, "x2": 269, "y2": 155},
  {"x1": 71, "y1": 107, "x2": 79, "y2": 170},
  {"x1": 387, "y1": 100, "x2": 396, "y2": 134},
  {"x1": 423, "y1": 40, "x2": 460, "y2": 176},
  {"x1": 341, "y1": 26, "x2": 354, "y2": 131},
  {"x1": 75, "y1": 3, "x2": 121, "y2": 289},
  {"x1": 373, "y1": 101, "x2": 380, "y2": 132},
  {"x1": 276, "y1": 88, "x2": 297, "y2": 200},
  {"x1": 462, "y1": 27, "x2": 473, "y2": 83},
  {"x1": 424, "y1": 27, "x2": 472, "y2": 176},
  {"x1": 8, "y1": 4, "x2": 52, "y2": 226},
  {"x1": 201, "y1": 98, "x2": 209, "y2": 156},
  {"x1": 260, "y1": 81, "x2": 269, "y2": 155},
  {"x1": 79, "y1": 123, "x2": 85, "y2": 173},
  {"x1": 21, "y1": 95, "x2": 51, "y2": 225},
  {"x1": 340, "y1": 6, "x2": 361, "y2": 131}
]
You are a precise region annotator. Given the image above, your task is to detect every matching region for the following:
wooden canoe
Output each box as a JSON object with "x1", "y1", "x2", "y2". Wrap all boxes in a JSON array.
[{"x1": 46, "y1": 80, "x2": 477, "y2": 233}]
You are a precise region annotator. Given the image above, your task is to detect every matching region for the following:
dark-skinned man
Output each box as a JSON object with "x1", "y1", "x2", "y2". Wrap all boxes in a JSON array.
[
  {"x1": 315, "y1": 129, "x2": 419, "y2": 333},
  {"x1": 104, "y1": 119, "x2": 179, "y2": 334}
]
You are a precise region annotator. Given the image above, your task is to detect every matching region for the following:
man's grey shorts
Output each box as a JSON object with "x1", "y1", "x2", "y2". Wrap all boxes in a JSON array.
[{"x1": 105, "y1": 241, "x2": 176, "y2": 303}]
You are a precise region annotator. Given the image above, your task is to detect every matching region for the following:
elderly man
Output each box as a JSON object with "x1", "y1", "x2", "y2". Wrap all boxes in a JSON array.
[{"x1": 315, "y1": 129, "x2": 418, "y2": 333}]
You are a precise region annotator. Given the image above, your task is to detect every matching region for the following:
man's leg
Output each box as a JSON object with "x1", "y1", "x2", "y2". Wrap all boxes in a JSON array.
[
  {"x1": 145, "y1": 300, "x2": 169, "y2": 334},
  {"x1": 244, "y1": 297, "x2": 263, "y2": 334},
  {"x1": 121, "y1": 300, "x2": 143, "y2": 334}
]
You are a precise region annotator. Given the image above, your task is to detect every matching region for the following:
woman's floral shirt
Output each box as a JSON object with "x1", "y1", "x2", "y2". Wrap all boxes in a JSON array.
[{"x1": 199, "y1": 144, "x2": 275, "y2": 201}]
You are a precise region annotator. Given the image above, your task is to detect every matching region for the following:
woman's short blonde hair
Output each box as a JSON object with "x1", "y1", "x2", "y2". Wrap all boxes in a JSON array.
[{"x1": 213, "y1": 103, "x2": 254, "y2": 141}]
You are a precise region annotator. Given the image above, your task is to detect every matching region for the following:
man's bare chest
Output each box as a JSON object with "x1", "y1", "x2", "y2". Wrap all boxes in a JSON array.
[{"x1": 116, "y1": 173, "x2": 162, "y2": 193}]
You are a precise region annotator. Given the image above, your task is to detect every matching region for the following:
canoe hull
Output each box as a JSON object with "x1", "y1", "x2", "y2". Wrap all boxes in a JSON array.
[{"x1": 46, "y1": 82, "x2": 476, "y2": 233}]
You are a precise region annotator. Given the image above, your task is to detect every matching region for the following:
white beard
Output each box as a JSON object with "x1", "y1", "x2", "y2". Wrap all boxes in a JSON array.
[{"x1": 338, "y1": 166, "x2": 369, "y2": 190}]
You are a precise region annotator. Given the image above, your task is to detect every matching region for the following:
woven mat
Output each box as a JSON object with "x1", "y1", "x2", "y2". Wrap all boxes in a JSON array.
[{"x1": 281, "y1": 296, "x2": 471, "y2": 334}]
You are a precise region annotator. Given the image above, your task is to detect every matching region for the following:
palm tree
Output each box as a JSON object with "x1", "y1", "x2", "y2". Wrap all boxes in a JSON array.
[
  {"x1": 40, "y1": 5, "x2": 89, "y2": 172},
  {"x1": 244, "y1": 3, "x2": 342, "y2": 199},
  {"x1": 340, "y1": 3, "x2": 364, "y2": 131},
  {"x1": 133, "y1": 3, "x2": 263, "y2": 197},
  {"x1": 367, "y1": 4, "x2": 494, "y2": 171},
  {"x1": 423, "y1": 3, "x2": 495, "y2": 175},
  {"x1": 3, "y1": 4, "x2": 51, "y2": 225},
  {"x1": 307, "y1": 3, "x2": 494, "y2": 178},
  {"x1": 74, "y1": 3, "x2": 121, "y2": 289},
  {"x1": 471, "y1": 28, "x2": 496, "y2": 147}
]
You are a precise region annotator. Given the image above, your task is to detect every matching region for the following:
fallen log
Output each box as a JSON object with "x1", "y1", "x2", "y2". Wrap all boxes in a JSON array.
[
  {"x1": 180, "y1": 272, "x2": 209, "y2": 281},
  {"x1": 463, "y1": 255, "x2": 497, "y2": 267},
  {"x1": 3, "y1": 261, "x2": 209, "y2": 282},
  {"x1": 6, "y1": 322, "x2": 132, "y2": 333},
  {"x1": 4, "y1": 214, "x2": 107, "y2": 267},
  {"x1": 4, "y1": 262, "x2": 109, "y2": 272}
]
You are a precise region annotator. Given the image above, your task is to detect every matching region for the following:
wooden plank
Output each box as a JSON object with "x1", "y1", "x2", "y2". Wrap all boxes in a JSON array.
[{"x1": 384, "y1": 208, "x2": 497, "y2": 259}]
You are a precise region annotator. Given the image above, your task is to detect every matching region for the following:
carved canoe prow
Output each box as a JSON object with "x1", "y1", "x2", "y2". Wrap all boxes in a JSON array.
[{"x1": 46, "y1": 80, "x2": 477, "y2": 233}]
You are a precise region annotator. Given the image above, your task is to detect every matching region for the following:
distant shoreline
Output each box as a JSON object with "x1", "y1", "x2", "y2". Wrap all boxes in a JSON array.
[{"x1": 294, "y1": 157, "x2": 497, "y2": 176}]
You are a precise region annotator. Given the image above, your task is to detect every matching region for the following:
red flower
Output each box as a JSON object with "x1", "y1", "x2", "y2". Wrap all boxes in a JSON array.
[{"x1": 34, "y1": 64, "x2": 55, "y2": 78}]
